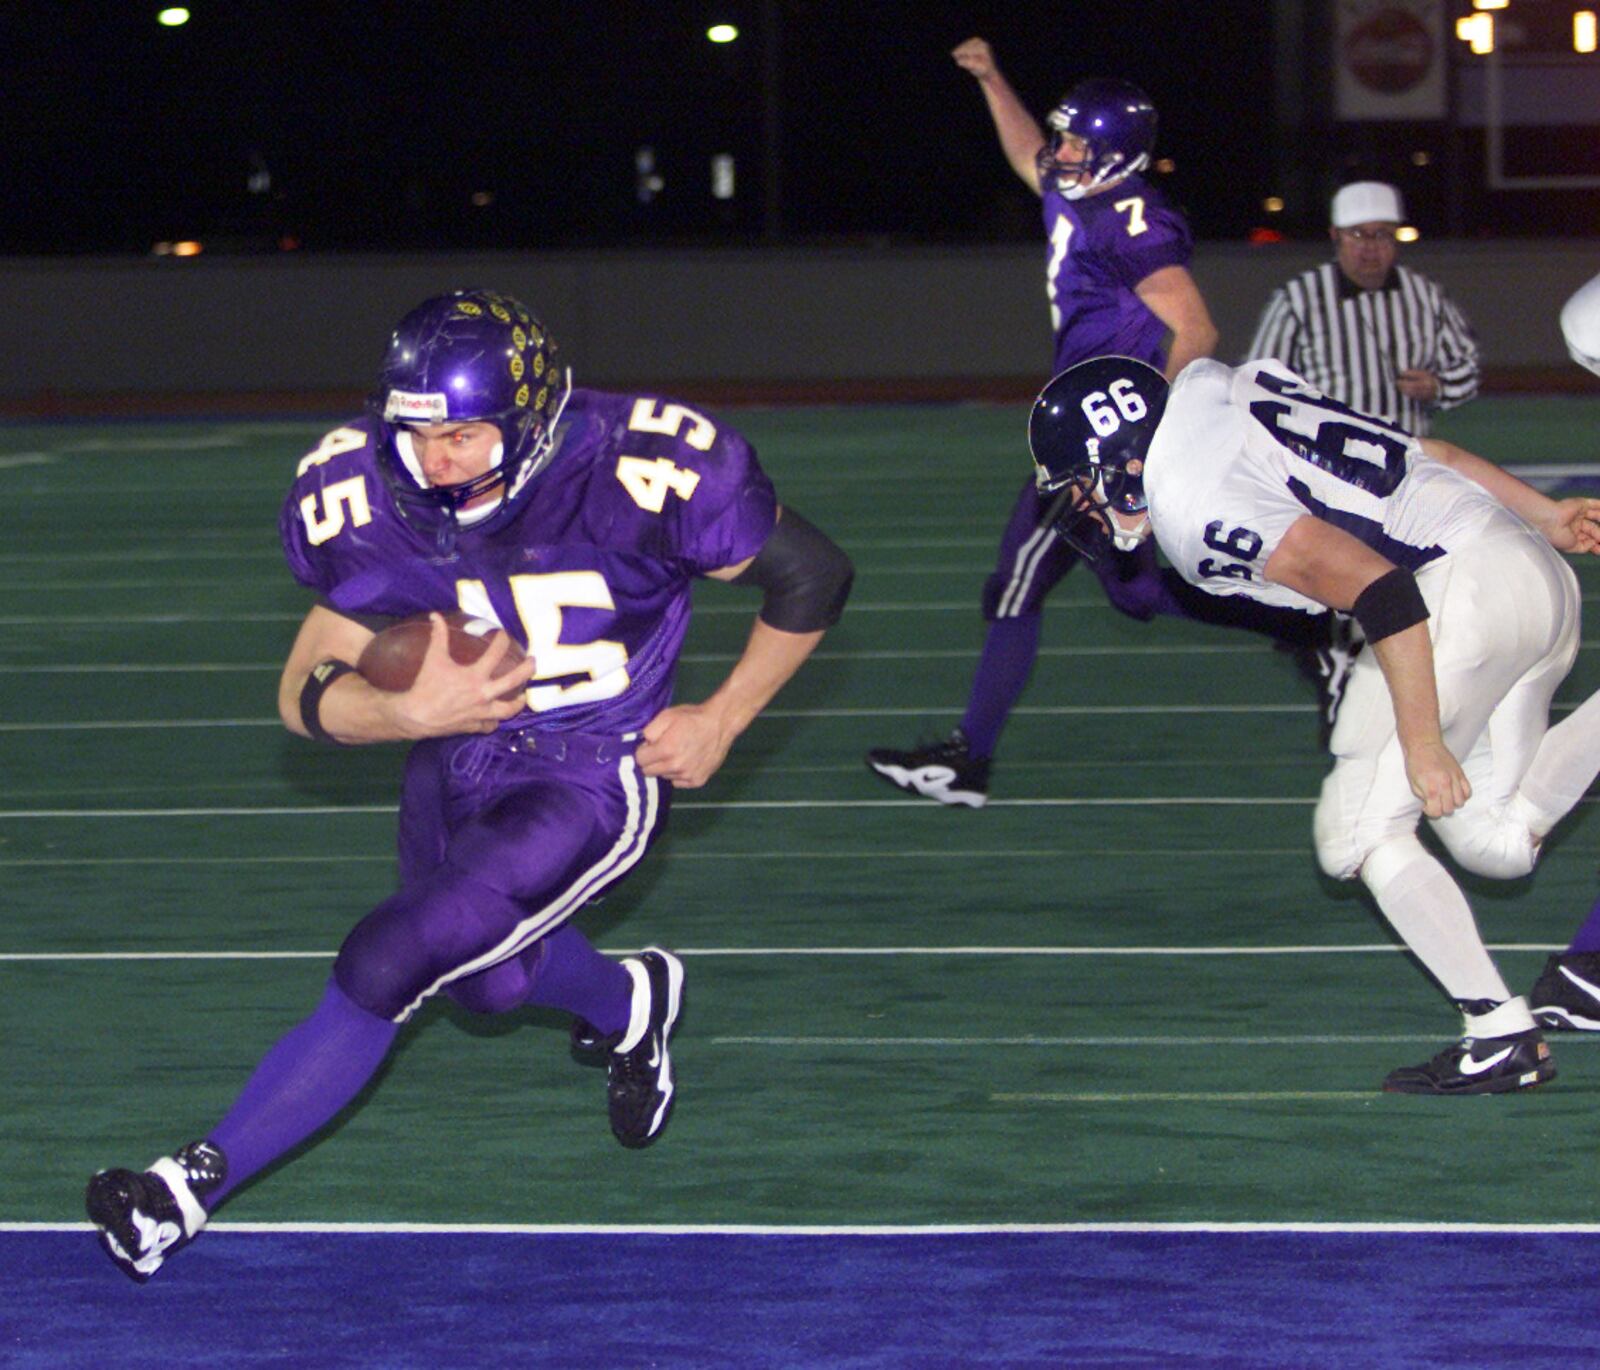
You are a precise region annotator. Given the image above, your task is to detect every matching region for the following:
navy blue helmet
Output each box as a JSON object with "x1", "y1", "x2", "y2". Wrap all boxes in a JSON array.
[
  {"x1": 368, "y1": 289, "x2": 571, "y2": 544},
  {"x1": 1038, "y1": 78, "x2": 1158, "y2": 200},
  {"x1": 1028, "y1": 355, "x2": 1168, "y2": 561}
]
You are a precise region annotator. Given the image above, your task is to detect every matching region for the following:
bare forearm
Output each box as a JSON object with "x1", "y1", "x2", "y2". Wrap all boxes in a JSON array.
[
  {"x1": 1370, "y1": 620, "x2": 1444, "y2": 751},
  {"x1": 976, "y1": 73, "x2": 1046, "y2": 189},
  {"x1": 702, "y1": 619, "x2": 825, "y2": 739},
  {"x1": 283, "y1": 672, "x2": 416, "y2": 745}
]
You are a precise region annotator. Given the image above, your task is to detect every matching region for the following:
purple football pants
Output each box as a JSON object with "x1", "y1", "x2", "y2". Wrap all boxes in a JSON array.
[
  {"x1": 334, "y1": 729, "x2": 668, "y2": 1024},
  {"x1": 981, "y1": 475, "x2": 1175, "y2": 624}
]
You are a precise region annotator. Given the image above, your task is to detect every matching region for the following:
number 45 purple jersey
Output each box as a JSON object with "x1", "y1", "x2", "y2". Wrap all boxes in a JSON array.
[{"x1": 279, "y1": 388, "x2": 779, "y2": 735}]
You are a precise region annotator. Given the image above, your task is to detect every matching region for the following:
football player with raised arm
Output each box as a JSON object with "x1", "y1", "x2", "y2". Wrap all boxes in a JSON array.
[
  {"x1": 1029, "y1": 352, "x2": 1600, "y2": 1093},
  {"x1": 84, "y1": 289, "x2": 853, "y2": 1281},
  {"x1": 866, "y1": 37, "x2": 1326, "y2": 807}
]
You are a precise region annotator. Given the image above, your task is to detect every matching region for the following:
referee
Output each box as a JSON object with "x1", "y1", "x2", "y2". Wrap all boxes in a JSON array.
[{"x1": 1244, "y1": 181, "x2": 1479, "y2": 436}]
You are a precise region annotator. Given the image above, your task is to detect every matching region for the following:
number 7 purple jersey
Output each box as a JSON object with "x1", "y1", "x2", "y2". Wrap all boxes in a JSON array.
[
  {"x1": 280, "y1": 388, "x2": 779, "y2": 734},
  {"x1": 1043, "y1": 172, "x2": 1194, "y2": 374}
]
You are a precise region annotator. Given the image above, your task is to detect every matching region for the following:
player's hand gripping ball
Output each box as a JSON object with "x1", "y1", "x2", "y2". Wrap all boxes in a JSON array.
[{"x1": 357, "y1": 612, "x2": 529, "y2": 701}]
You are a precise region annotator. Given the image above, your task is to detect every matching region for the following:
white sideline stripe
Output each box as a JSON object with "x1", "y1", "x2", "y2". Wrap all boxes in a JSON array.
[
  {"x1": 0, "y1": 943, "x2": 1564, "y2": 963},
  {"x1": 0, "y1": 848, "x2": 1309, "y2": 867},
  {"x1": 0, "y1": 644, "x2": 1278, "y2": 673},
  {"x1": 0, "y1": 707, "x2": 1324, "y2": 735},
  {"x1": 17, "y1": 641, "x2": 1600, "y2": 675},
  {"x1": 3, "y1": 699, "x2": 1590, "y2": 733},
  {"x1": 997, "y1": 1091, "x2": 1378, "y2": 1103},
  {"x1": 711, "y1": 1033, "x2": 1561, "y2": 1046},
  {"x1": 14, "y1": 586, "x2": 1600, "y2": 624},
  {"x1": 12, "y1": 1220, "x2": 1600, "y2": 1235},
  {"x1": 0, "y1": 798, "x2": 1322, "y2": 819}
]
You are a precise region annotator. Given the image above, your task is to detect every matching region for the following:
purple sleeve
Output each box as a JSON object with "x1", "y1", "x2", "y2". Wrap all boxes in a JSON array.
[
  {"x1": 1098, "y1": 201, "x2": 1192, "y2": 292},
  {"x1": 675, "y1": 432, "x2": 774, "y2": 572},
  {"x1": 660, "y1": 423, "x2": 778, "y2": 574},
  {"x1": 277, "y1": 421, "x2": 422, "y2": 616}
]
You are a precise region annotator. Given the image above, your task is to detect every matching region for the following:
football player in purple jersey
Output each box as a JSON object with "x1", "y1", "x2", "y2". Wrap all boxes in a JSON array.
[
  {"x1": 867, "y1": 38, "x2": 1329, "y2": 805},
  {"x1": 84, "y1": 289, "x2": 853, "y2": 1282}
]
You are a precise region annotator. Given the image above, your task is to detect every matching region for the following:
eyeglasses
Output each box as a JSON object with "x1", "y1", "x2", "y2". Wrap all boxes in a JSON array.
[{"x1": 1338, "y1": 227, "x2": 1399, "y2": 243}]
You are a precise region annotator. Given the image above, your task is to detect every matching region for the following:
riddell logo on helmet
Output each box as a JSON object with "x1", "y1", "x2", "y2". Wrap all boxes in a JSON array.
[{"x1": 384, "y1": 391, "x2": 450, "y2": 421}]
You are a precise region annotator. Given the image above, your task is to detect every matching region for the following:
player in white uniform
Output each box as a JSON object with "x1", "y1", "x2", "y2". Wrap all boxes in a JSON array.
[{"x1": 1027, "y1": 353, "x2": 1600, "y2": 1093}]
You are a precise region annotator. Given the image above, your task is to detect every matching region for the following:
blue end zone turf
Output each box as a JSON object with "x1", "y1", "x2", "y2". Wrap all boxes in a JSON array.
[{"x1": 7, "y1": 1228, "x2": 1597, "y2": 1367}]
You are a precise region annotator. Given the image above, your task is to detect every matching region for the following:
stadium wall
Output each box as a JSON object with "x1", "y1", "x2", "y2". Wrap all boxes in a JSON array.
[{"x1": 3, "y1": 239, "x2": 1596, "y2": 414}]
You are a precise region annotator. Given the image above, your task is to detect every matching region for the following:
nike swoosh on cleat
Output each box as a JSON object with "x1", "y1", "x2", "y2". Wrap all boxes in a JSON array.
[
  {"x1": 1458, "y1": 1045, "x2": 1515, "y2": 1076},
  {"x1": 1559, "y1": 964, "x2": 1600, "y2": 1003}
]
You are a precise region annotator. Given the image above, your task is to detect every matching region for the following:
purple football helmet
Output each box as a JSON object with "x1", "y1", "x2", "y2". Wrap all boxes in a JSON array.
[
  {"x1": 1038, "y1": 78, "x2": 1158, "y2": 201},
  {"x1": 368, "y1": 289, "x2": 572, "y2": 544},
  {"x1": 1028, "y1": 355, "x2": 1168, "y2": 561}
]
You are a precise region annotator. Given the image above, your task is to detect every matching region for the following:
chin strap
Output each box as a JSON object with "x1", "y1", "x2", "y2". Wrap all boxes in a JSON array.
[{"x1": 1110, "y1": 513, "x2": 1152, "y2": 551}]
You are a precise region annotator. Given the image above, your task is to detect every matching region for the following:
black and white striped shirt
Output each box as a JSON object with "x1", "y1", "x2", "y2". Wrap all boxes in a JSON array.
[{"x1": 1243, "y1": 262, "x2": 1480, "y2": 435}]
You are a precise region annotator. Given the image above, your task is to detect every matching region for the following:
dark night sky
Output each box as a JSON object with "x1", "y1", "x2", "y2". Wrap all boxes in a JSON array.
[{"x1": 1, "y1": 2, "x2": 1589, "y2": 255}]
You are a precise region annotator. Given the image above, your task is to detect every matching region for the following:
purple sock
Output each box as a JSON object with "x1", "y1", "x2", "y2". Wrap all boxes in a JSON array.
[
  {"x1": 1567, "y1": 894, "x2": 1600, "y2": 953},
  {"x1": 524, "y1": 925, "x2": 633, "y2": 1035},
  {"x1": 205, "y1": 977, "x2": 398, "y2": 1207},
  {"x1": 959, "y1": 615, "x2": 1041, "y2": 760}
]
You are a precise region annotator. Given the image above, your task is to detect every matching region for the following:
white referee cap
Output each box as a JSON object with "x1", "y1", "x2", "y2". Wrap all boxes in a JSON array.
[
  {"x1": 1331, "y1": 181, "x2": 1404, "y2": 228},
  {"x1": 1561, "y1": 270, "x2": 1600, "y2": 377}
]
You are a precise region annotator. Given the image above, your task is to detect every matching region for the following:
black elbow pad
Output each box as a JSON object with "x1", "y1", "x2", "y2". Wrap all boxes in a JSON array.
[{"x1": 730, "y1": 507, "x2": 854, "y2": 632}]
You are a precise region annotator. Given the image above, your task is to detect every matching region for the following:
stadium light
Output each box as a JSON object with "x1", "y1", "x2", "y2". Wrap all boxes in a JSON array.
[
  {"x1": 1262, "y1": 196, "x2": 1284, "y2": 213},
  {"x1": 1471, "y1": 0, "x2": 1508, "y2": 9},
  {"x1": 707, "y1": 24, "x2": 738, "y2": 43},
  {"x1": 157, "y1": 7, "x2": 191, "y2": 25},
  {"x1": 1456, "y1": 12, "x2": 1495, "y2": 52},
  {"x1": 1578, "y1": 10, "x2": 1598, "y2": 52}
]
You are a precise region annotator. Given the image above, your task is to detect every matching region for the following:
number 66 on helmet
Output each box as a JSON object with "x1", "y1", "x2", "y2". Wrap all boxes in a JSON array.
[{"x1": 1027, "y1": 355, "x2": 1169, "y2": 562}]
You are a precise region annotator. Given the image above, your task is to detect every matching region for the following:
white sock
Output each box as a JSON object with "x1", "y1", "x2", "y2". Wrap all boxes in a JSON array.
[
  {"x1": 1361, "y1": 836, "x2": 1511, "y2": 1005},
  {"x1": 1464, "y1": 996, "x2": 1536, "y2": 1039}
]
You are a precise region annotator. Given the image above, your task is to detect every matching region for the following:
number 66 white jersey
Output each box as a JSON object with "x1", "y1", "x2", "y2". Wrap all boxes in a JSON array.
[{"x1": 1143, "y1": 359, "x2": 1512, "y2": 613}]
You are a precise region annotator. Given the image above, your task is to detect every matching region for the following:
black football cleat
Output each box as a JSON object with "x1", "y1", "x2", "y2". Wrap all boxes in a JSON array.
[
  {"x1": 1382, "y1": 1029, "x2": 1555, "y2": 1095},
  {"x1": 1530, "y1": 952, "x2": 1600, "y2": 1031},
  {"x1": 865, "y1": 729, "x2": 990, "y2": 808},
  {"x1": 85, "y1": 1140, "x2": 226, "y2": 1282},
  {"x1": 570, "y1": 1015, "x2": 606, "y2": 1060},
  {"x1": 606, "y1": 948, "x2": 685, "y2": 1149}
]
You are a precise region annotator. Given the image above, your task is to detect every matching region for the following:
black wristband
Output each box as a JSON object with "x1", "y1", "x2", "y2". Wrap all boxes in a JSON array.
[
  {"x1": 299, "y1": 659, "x2": 357, "y2": 744},
  {"x1": 1351, "y1": 567, "x2": 1429, "y2": 643}
]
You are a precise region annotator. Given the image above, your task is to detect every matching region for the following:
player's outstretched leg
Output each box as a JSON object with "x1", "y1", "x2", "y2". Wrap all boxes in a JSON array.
[
  {"x1": 605, "y1": 947, "x2": 685, "y2": 1148},
  {"x1": 84, "y1": 1140, "x2": 226, "y2": 1282},
  {"x1": 1530, "y1": 951, "x2": 1600, "y2": 1031},
  {"x1": 1349, "y1": 836, "x2": 1556, "y2": 1094}
]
